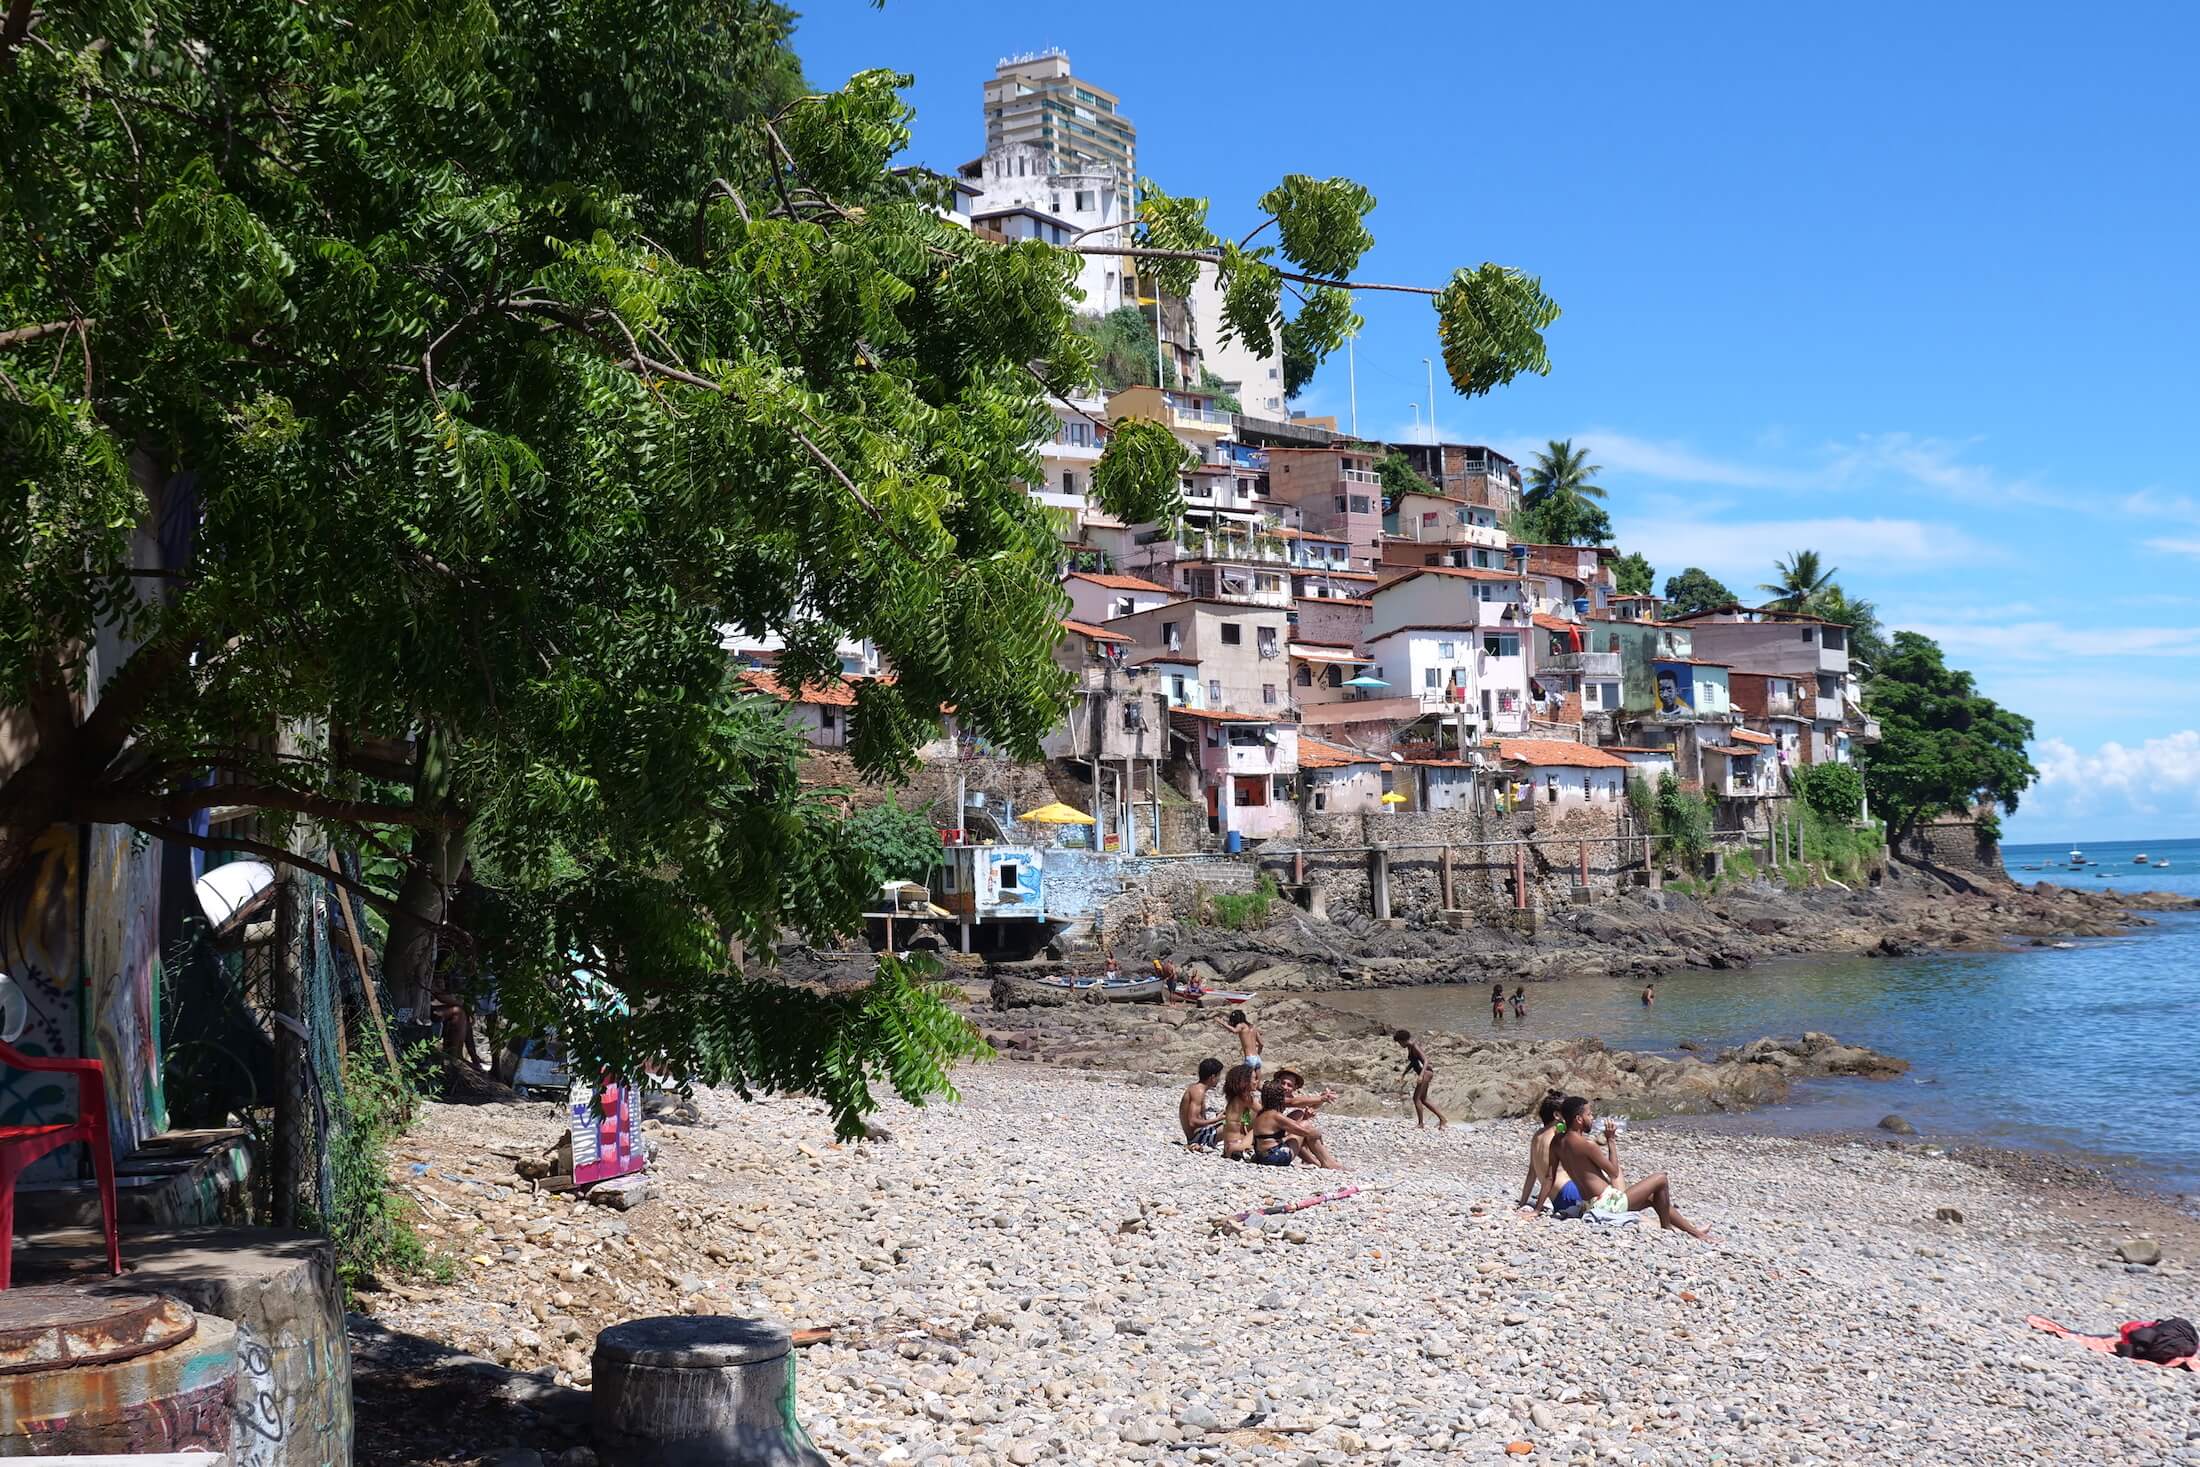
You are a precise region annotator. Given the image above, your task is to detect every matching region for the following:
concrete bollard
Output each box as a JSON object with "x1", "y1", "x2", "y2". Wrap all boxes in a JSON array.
[{"x1": 593, "y1": 1316, "x2": 827, "y2": 1467}]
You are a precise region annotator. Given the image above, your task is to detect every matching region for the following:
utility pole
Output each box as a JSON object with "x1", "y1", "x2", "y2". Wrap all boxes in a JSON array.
[
  {"x1": 1423, "y1": 357, "x2": 1438, "y2": 444},
  {"x1": 1346, "y1": 330, "x2": 1358, "y2": 437}
]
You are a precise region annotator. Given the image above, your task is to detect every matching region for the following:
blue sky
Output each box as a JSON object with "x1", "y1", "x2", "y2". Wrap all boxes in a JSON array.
[{"x1": 794, "y1": 3, "x2": 2200, "y2": 842}]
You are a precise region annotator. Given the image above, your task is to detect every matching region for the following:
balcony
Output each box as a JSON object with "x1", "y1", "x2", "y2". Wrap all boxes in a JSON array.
[
  {"x1": 1176, "y1": 528, "x2": 1292, "y2": 565},
  {"x1": 1536, "y1": 650, "x2": 1621, "y2": 678},
  {"x1": 1044, "y1": 438, "x2": 1104, "y2": 462},
  {"x1": 1341, "y1": 467, "x2": 1382, "y2": 486},
  {"x1": 1764, "y1": 694, "x2": 1801, "y2": 718},
  {"x1": 1162, "y1": 394, "x2": 1232, "y2": 431}
]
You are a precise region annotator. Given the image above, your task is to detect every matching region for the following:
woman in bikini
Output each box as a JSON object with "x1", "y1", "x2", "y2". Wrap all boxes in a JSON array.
[
  {"x1": 1250, "y1": 1080, "x2": 1343, "y2": 1168},
  {"x1": 1490, "y1": 980, "x2": 1507, "y2": 1023},
  {"x1": 1218, "y1": 1063, "x2": 1260, "y2": 1161},
  {"x1": 1393, "y1": 1029, "x2": 1446, "y2": 1130}
]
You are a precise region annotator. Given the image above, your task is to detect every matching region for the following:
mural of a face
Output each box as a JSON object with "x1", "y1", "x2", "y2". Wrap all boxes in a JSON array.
[{"x1": 1656, "y1": 670, "x2": 1684, "y2": 713}]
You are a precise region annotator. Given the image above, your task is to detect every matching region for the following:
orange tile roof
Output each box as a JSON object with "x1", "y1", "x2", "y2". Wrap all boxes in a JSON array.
[
  {"x1": 1298, "y1": 737, "x2": 1380, "y2": 769},
  {"x1": 1532, "y1": 613, "x2": 1581, "y2": 633},
  {"x1": 1065, "y1": 570, "x2": 1174, "y2": 594},
  {"x1": 1706, "y1": 745, "x2": 1761, "y2": 758},
  {"x1": 1170, "y1": 707, "x2": 1291, "y2": 724},
  {"x1": 1729, "y1": 727, "x2": 1776, "y2": 746},
  {"x1": 738, "y1": 669, "x2": 889, "y2": 709},
  {"x1": 1492, "y1": 738, "x2": 1632, "y2": 770},
  {"x1": 1061, "y1": 618, "x2": 1131, "y2": 643}
]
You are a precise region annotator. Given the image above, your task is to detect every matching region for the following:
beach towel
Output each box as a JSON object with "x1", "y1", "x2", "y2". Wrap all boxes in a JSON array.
[{"x1": 2025, "y1": 1315, "x2": 2198, "y2": 1370}]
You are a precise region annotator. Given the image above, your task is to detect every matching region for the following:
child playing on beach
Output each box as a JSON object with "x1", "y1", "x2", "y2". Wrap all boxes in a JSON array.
[
  {"x1": 1490, "y1": 981, "x2": 1507, "y2": 1023},
  {"x1": 1394, "y1": 1029, "x2": 1447, "y2": 1130},
  {"x1": 1221, "y1": 1009, "x2": 1262, "y2": 1070}
]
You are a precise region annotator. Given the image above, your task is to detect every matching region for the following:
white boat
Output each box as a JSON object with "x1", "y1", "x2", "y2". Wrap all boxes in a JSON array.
[
  {"x1": 2156, "y1": 859, "x2": 2172, "y2": 868},
  {"x1": 2134, "y1": 853, "x2": 2151, "y2": 864},
  {"x1": 1029, "y1": 973, "x2": 1164, "y2": 1002}
]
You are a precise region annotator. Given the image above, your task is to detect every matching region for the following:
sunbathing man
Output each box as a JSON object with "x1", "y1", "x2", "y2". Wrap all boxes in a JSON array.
[
  {"x1": 1180, "y1": 1058, "x2": 1225, "y2": 1150},
  {"x1": 1220, "y1": 1009, "x2": 1262, "y2": 1072},
  {"x1": 1250, "y1": 1080, "x2": 1342, "y2": 1169},
  {"x1": 1516, "y1": 1090, "x2": 1576, "y2": 1214},
  {"x1": 1273, "y1": 1068, "x2": 1336, "y2": 1120},
  {"x1": 1217, "y1": 1063, "x2": 1261, "y2": 1160},
  {"x1": 1545, "y1": 1095, "x2": 1715, "y2": 1242}
]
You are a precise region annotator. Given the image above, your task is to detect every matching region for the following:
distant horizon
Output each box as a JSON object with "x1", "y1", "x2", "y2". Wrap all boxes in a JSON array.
[{"x1": 2002, "y1": 833, "x2": 2200, "y2": 848}]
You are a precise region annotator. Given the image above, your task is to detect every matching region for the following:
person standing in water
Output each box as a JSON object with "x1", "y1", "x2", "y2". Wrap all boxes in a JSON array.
[
  {"x1": 1392, "y1": 1030, "x2": 1447, "y2": 1130},
  {"x1": 1490, "y1": 980, "x2": 1507, "y2": 1023},
  {"x1": 1641, "y1": 982, "x2": 1656, "y2": 1007},
  {"x1": 1511, "y1": 985, "x2": 1528, "y2": 1020}
]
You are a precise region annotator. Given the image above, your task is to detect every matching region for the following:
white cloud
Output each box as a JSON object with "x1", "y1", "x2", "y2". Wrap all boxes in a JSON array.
[
  {"x1": 2145, "y1": 537, "x2": 2200, "y2": 560},
  {"x1": 2009, "y1": 731, "x2": 2200, "y2": 842},
  {"x1": 1902, "y1": 619, "x2": 2200, "y2": 663}
]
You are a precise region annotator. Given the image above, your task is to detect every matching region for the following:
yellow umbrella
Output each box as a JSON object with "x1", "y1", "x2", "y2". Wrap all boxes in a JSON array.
[
  {"x1": 1021, "y1": 801, "x2": 1097, "y2": 825},
  {"x1": 1380, "y1": 792, "x2": 1408, "y2": 806}
]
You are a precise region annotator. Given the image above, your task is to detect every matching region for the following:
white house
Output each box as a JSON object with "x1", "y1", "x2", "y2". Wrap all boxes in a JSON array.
[
  {"x1": 1062, "y1": 569, "x2": 1174, "y2": 624},
  {"x1": 1493, "y1": 738, "x2": 1631, "y2": 813}
]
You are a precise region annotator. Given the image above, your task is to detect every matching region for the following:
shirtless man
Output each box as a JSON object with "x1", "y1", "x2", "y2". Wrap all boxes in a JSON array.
[
  {"x1": 1179, "y1": 1058, "x2": 1225, "y2": 1149},
  {"x1": 1516, "y1": 1090, "x2": 1575, "y2": 1213},
  {"x1": 1545, "y1": 1095, "x2": 1715, "y2": 1242},
  {"x1": 1220, "y1": 1010, "x2": 1262, "y2": 1072}
]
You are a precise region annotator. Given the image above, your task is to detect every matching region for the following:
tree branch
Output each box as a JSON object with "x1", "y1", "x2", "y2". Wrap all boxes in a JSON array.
[
  {"x1": 74, "y1": 782, "x2": 462, "y2": 830},
  {"x1": 0, "y1": 0, "x2": 35, "y2": 75},
  {"x1": 132, "y1": 820, "x2": 417, "y2": 921},
  {"x1": 1069, "y1": 244, "x2": 1438, "y2": 297},
  {"x1": 0, "y1": 318, "x2": 85, "y2": 350}
]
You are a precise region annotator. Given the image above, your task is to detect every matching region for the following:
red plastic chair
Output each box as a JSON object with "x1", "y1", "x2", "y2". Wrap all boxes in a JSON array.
[{"x1": 0, "y1": 1040, "x2": 121, "y2": 1288}]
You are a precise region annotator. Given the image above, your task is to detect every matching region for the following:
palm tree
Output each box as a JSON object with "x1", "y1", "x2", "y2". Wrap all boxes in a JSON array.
[
  {"x1": 1522, "y1": 439, "x2": 1607, "y2": 544},
  {"x1": 1759, "y1": 550, "x2": 1838, "y2": 613}
]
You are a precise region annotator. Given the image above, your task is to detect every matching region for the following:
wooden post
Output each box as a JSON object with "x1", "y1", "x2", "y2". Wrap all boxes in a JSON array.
[
  {"x1": 1293, "y1": 849, "x2": 1305, "y2": 887},
  {"x1": 335, "y1": 866, "x2": 401, "y2": 1076},
  {"x1": 270, "y1": 875, "x2": 309, "y2": 1229},
  {"x1": 1577, "y1": 840, "x2": 1588, "y2": 884},
  {"x1": 1440, "y1": 844, "x2": 1455, "y2": 909}
]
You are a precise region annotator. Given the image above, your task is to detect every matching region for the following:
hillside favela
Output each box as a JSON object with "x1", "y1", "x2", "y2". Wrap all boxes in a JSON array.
[{"x1": 5, "y1": 5, "x2": 2200, "y2": 1466}]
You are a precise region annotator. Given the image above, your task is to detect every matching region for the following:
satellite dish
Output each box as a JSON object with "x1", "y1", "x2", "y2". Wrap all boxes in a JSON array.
[
  {"x1": 193, "y1": 860, "x2": 276, "y2": 934},
  {"x1": 0, "y1": 973, "x2": 28, "y2": 1044}
]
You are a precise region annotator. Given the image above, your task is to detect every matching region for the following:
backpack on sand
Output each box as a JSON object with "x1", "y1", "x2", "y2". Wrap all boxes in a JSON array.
[{"x1": 2116, "y1": 1318, "x2": 2198, "y2": 1365}]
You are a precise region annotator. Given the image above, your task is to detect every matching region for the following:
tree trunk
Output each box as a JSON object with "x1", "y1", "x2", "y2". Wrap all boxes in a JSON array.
[{"x1": 380, "y1": 730, "x2": 469, "y2": 1027}]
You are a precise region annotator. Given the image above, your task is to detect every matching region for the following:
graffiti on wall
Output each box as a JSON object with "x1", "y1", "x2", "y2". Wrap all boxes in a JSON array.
[
  {"x1": 81, "y1": 823, "x2": 170, "y2": 1159},
  {"x1": 232, "y1": 1316, "x2": 354, "y2": 1467},
  {"x1": 0, "y1": 827, "x2": 82, "y2": 1178}
]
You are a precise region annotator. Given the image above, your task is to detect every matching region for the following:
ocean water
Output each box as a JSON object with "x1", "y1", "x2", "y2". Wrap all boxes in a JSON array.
[{"x1": 1329, "y1": 836, "x2": 2200, "y2": 1194}]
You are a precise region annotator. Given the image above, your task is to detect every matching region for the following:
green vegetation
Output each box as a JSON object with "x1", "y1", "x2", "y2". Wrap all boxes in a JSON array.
[
  {"x1": 1790, "y1": 803, "x2": 1885, "y2": 886},
  {"x1": 1210, "y1": 872, "x2": 1282, "y2": 930},
  {"x1": 1759, "y1": 549, "x2": 1839, "y2": 613},
  {"x1": 845, "y1": 799, "x2": 944, "y2": 890},
  {"x1": 1791, "y1": 762, "x2": 1865, "y2": 826},
  {"x1": 1376, "y1": 451, "x2": 1437, "y2": 500},
  {"x1": 1651, "y1": 773, "x2": 1715, "y2": 865},
  {"x1": 0, "y1": 1, "x2": 1558, "y2": 1146},
  {"x1": 1520, "y1": 438, "x2": 1613, "y2": 545},
  {"x1": 313, "y1": 1041, "x2": 450, "y2": 1294},
  {"x1": 1860, "y1": 632, "x2": 2037, "y2": 845},
  {"x1": 1662, "y1": 567, "x2": 1737, "y2": 616},
  {"x1": 1076, "y1": 305, "x2": 1183, "y2": 391},
  {"x1": 1613, "y1": 551, "x2": 1656, "y2": 597}
]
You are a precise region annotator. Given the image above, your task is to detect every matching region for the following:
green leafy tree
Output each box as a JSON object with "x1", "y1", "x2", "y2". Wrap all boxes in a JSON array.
[
  {"x1": 1759, "y1": 550, "x2": 1838, "y2": 614},
  {"x1": 1816, "y1": 584, "x2": 1888, "y2": 673},
  {"x1": 1376, "y1": 450, "x2": 1436, "y2": 502},
  {"x1": 1072, "y1": 305, "x2": 1180, "y2": 392},
  {"x1": 1520, "y1": 438, "x2": 1610, "y2": 545},
  {"x1": 1613, "y1": 551, "x2": 1656, "y2": 597},
  {"x1": 1652, "y1": 773, "x2": 1714, "y2": 864},
  {"x1": 1791, "y1": 762, "x2": 1865, "y2": 826},
  {"x1": 1, "y1": 2, "x2": 1558, "y2": 1136},
  {"x1": 844, "y1": 799, "x2": 944, "y2": 889},
  {"x1": 1662, "y1": 567, "x2": 1737, "y2": 617},
  {"x1": 1860, "y1": 633, "x2": 2037, "y2": 845}
]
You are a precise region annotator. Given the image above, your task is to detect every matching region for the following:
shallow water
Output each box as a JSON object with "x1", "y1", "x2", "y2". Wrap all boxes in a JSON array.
[{"x1": 1328, "y1": 836, "x2": 2200, "y2": 1193}]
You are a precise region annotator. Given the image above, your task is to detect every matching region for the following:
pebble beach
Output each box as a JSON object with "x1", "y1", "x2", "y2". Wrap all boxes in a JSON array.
[{"x1": 371, "y1": 1063, "x2": 2200, "y2": 1466}]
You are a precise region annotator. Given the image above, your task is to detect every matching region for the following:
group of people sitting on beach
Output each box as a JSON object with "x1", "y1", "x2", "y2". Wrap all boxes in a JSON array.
[{"x1": 1174, "y1": 1010, "x2": 1347, "y2": 1168}]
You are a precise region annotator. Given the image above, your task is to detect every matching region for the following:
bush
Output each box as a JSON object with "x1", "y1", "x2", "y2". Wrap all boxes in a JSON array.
[
  {"x1": 1796, "y1": 803, "x2": 1884, "y2": 885},
  {"x1": 1792, "y1": 763, "x2": 1865, "y2": 826},
  {"x1": 1652, "y1": 773, "x2": 1714, "y2": 865},
  {"x1": 1625, "y1": 773, "x2": 1655, "y2": 828},
  {"x1": 311, "y1": 1040, "x2": 448, "y2": 1294},
  {"x1": 1210, "y1": 872, "x2": 1280, "y2": 930}
]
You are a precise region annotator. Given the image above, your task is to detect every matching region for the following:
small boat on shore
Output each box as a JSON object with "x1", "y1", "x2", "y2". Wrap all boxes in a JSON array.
[{"x1": 1029, "y1": 973, "x2": 1164, "y2": 1002}]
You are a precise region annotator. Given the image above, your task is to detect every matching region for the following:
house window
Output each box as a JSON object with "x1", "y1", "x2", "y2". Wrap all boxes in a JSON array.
[
  {"x1": 1600, "y1": 681, "x2": 1620, "y2": 707},
  {"x1": 1272, "y1": 774, "x2": 1293, "y2": 801},
  {"x1": 1172, "y1": 675, "x2": 1188, "y2": 701},
  {"x1": 1113, "y1": 597, "x2": 1134, "y2": 617},
  {"x1": 1333, "y1": 495, "x2": 1348, "y2": 514},
  {"x1": 1424, "y1": 667, "x2": 1439, "y2": 688},
  {"x1": 1324, "y1": 666, "x2": 1342, "y2": 688},
  {"x1": 1233, "y1": 775, "x2": 1268, "y2": 807},
  {"x1": 997, "y1": 862, "x2": 1019, "y2": 891},
  {"x1": 1437, "y1": 640, "x2": 1455, "y2": 658},
  {"x1": 1800, "y1": 626, "x2": 1815, "y2": 642},
  {"x1": 1583, "y1": 775, "x2": 1593, "y2": 800},
  {"x1": 1208, "y1": 678, "x2": 1221, "y2": 704},
  {"x1": 1497, "y1": 690, "x2": 1520, "y2": 712},
  {"x1": 1061, "y1": 470, "x2": 1076, "y2": 493},
  {"x1": 1349, "y1": 495, "x2": 1373, "y2": 514},
  {"x1": 1256, "y1": 627, "x2": 1278, "y2": 656},
  {"x1": 1262, "y1": 683, "x2": 1277, "y2": 705},
  {"x1": 1295, "y1": 666, "x2": 1312, "y2": 687},
  {"x1": 1161, "y1": 620, "x2": 1181, "y2": 649},
  {"x1": 1312, "y1": 789, "x2": 1328, "y2": 812},
  {"x1": 1220, "y1": 623, "x2": 1242, "y2": 645},
  {"x1": 1545, "y1": 775, "x2": 1559, "y2": 803},
  {"x1": 1483, "y1": 633, "x2": 1520, "y2": 657},
  {"x1": 1074, "y1": 189, "x2": 1094, "y2": 211}
]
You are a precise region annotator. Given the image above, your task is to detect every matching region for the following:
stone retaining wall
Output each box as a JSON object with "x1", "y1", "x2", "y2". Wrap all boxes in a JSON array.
[
  {"x1": 1263, "y1": 805, "x2": 1640, "y2": 923},
  {"x1": 1903, "y1": 818, "x2": 2006, "y2": 883}
]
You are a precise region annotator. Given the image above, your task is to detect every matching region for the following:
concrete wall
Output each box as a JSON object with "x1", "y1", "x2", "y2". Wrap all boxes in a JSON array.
[
  {"x1": 1903, "y1": 818, "x2": 2005, "y2": 882},
  {"x1": 1291, "y1": 596, "x2": 1371, "y2": 647},
  {"x1": 1267, "y1": 803, "x2": 1636, "y2": 922}
]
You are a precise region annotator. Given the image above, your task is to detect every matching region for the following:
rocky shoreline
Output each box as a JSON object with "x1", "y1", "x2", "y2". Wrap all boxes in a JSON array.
[{"x1": 1071, "y1": 860, "x2": 2200, "y2": 997}]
